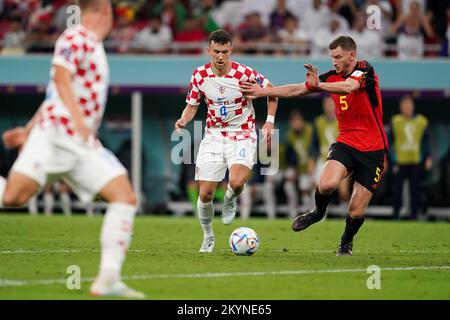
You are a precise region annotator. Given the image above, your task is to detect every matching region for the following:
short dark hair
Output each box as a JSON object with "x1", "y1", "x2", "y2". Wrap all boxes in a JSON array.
[
  {"x1": 329, "y1": 36, "x2": 357, "y2": 51},
  {"x1": 208, "y1": 29, "x2": 232, "y2": 45}
]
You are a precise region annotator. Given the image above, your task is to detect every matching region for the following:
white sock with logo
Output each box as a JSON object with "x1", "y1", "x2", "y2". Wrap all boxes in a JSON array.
[
  {"x1": 97, "y1": 203, "x2": 136, "y2": 283},
  {"x1": 197, "y1": 198, "x2": 214, "y2": 238}
]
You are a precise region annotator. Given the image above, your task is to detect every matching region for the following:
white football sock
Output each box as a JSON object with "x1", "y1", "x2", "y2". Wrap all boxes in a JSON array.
[
  {"x1": 44, "y1": 192, "x2": 54, "y2": 216},
  {"x1": 197, "y1": 198, "x2": 214, "y2": 238},
  {"x1": 28, "y1": 195, "x2": 38, "y2": 215},
  {"x1": 98, "y1": 202, "x2": 136, "y2": 282},
  {"x1": 263, "y1": 181, "x2": 276, "y2": 219},
  {"x1": 239, "y1": 187, "x2": 252, "y2": 220},
  {"x1": 284, "y1": 180, "x2": 298, "y2": 219},
  {"x1": 224, "y1": 183, "x2": 242, "y2": 201},
  {"x1": 60, "y1": 191, "x2": 72, "y2": 216},
  {"x1": 0, "y1": 176, "x2": 6, "y2": 208}
]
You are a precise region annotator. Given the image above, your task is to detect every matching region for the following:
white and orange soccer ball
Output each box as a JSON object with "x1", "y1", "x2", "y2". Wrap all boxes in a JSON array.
[{"x1": 229, "y1": 227, "x2": 260, "y2": 256}]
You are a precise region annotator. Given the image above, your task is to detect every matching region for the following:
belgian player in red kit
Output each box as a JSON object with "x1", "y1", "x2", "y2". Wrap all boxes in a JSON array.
[{"x1": 241, "y1": 36, "x2": 388, "y2": 256}]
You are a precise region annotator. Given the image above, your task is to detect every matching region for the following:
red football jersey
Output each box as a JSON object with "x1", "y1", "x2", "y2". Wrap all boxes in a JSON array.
[{"x1": 319, "y1": 60, "x2": 389, "y2": 152}]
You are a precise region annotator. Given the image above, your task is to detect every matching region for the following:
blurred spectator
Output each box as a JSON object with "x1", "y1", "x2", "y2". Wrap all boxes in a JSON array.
[
  {"x1": 286, "y1": 110, "x2": 315, "y2": 215},
  {"x1": 310, "y1": 14, "x2": 348, "y2": 58},
  {"x1": 153, "y1": 0, "x2": 188, "y2": 34},
  {"x1": 110, "y1": 4, "x2": 137, "y2": 53},
  {"x1": 349, "y1": 11, "x2": 383, "y2": 59},
  {"x1": 401, "y1": 0, "x2": 426, "y2": 15},
  {"x1": 270, "y1": 0, "x2": 295, "y2": 32},
  {"x1": 192, "y1": 0, "x2": 221, "y2": 34},
  {"x1": 0, "y1": 15, "x2": 26, "y2": 55},
  {"x1": 301, "y1": 0, "x2": 331, "y2": 34},
  {"x1": 240, "y1": 0, "x2": 275, "y2": 28},
  {"x1": 276, "y1": 16, "x2": 310, "y2": 55},
  {"x1": 393, "y1": 0, "x2": 434, "y2": 59},
  {"x1": 174, "y1": 15, "x2": 207, "y2": 54},
  {"x1": 133, "y1": 14, "x2": 172, "y2": 54},
  {"x1": 389, "y1": 95, "x2": 432, "y2": 220},
  {"x1": 330, "y1": 0, "x2": 360, "y2": 27},
  {"x1": 26, "y1": 9, "x2": 58, "y2": 53},
  {"x1": 425, "y1": 0, "x2": 450, "y2": 56},
  {"x1": 234, "y1": 11, "x2": 273, "y2": 54}
]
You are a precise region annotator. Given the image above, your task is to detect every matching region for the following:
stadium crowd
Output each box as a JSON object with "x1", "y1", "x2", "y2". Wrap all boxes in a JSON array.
[{"x1": 0, "y1": 0, "x2": 449, "y2": 58}]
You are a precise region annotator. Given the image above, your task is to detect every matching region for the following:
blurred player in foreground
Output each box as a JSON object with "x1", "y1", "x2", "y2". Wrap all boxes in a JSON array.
[
  {"x1": 241, "y1": 36, "x2": 388, "y2": 256},
  {"x1": 176, "y1": 29, "x2": 278, "y2": 252},
  {"x1": 0, "y1": 0, "x2": 144, "y2": 298}
]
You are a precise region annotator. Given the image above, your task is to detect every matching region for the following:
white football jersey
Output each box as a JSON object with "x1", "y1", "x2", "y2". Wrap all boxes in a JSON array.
[
  {"x1": 39, "y1": 24, "x2": 109, "y2": 136},
  {"x1": 186, "y1": 61, "x2": 269, "y2": 141}
]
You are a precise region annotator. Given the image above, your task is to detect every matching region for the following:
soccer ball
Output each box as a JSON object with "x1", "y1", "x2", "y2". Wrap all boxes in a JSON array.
[{"x1": 229, "y1": 227, "x2": 260, "y2": 255}]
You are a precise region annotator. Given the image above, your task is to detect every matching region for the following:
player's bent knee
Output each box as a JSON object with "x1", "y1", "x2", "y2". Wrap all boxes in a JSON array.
[
  {"x1": 199, "y1": 190, "x2": 214, "y2": 203},
  {"x1": 2, "y1": 193, "x2": 29, "y2": 207},
  {"x1": 348, "y1": 203, "x2": 365, "y2": 218},
  {"x1": 122, "y1": 192, "x2": 137, "y2": 206},
  {"x1": 318, "y1": 181, "x2": 338, "y2": 195},
  {"x1": 229, "y1": 178, "x2": 246, "y2": 191}
]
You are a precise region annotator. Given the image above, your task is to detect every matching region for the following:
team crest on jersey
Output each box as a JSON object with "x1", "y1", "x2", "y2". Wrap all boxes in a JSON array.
[
  {"x1": 218, "y1": 86, "x2": 226, "y2": 95},
  {"x1": 59, "y1": 47, "x2": 73, "y2": 61},
  {"x1": 255, "y1": 74, "x2": 263, "y2": 86}
]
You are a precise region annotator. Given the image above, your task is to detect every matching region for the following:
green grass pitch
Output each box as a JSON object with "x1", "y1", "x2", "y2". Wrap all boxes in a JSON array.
[{"x1": 0, "y1": 214, "x2": 449, "y2": 299}]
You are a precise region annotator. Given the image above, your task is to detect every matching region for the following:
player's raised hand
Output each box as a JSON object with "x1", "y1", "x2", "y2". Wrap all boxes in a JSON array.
[
  {"x1": 304, "y1": 63, "x2": 319, "y2": 89},
  {"x1": 240, "y1": 81, "x2": 261, "y2": 99},
  {"x1": 175, "y1": 118, "x2": 186, "y2": 132},
  {"x1": 2, "y1": 127, "x2": 28, "y2": 149}
]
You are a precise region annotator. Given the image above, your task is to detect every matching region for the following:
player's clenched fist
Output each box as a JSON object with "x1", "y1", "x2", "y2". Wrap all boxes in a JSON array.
[{"x1": 175, "y1": 118, "x2": 187, "y2": 131}]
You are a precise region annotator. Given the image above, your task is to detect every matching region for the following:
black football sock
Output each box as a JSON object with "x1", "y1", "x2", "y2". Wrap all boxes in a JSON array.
[
  {"x1": 341, "y1": 215, "x2": 365, "y2": 243},
  {"x1": 314, "y1": 187, "x2": 331, "y2": 216}
]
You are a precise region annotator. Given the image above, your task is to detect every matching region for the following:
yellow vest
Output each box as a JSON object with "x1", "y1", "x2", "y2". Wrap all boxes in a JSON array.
[{"x1": 391, "y1": 114, "x2": 428, "y2": 165}]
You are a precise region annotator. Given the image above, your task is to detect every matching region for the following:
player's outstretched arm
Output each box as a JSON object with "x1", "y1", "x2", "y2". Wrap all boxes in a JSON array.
[
  {"x1": 317, "y1": 77, "x2": 360, "y2": 95},
  {"x1": 2, "y1": 102, "x2": 44, "y2": 149},
  {"x1": 175, "y1": 104, "x2": 198, "y2": 131},
  {"x1": 240, "y1": 64, "x2": 319, "y2": 99},
  {"x1": 53, "y1": 65, "x2": 92, "y2": 142},
  {"x1": 240, "y1": 82, "x2": 312, "y2": 99}
]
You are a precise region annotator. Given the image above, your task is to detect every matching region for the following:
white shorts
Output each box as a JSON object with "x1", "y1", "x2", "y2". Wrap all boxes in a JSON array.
[
  {"x1": 195, "y1": 134, "x2": 256, "y2": 182},
  {"x1": 12, "y1": 126, "x2": 127, "y2": 202}
]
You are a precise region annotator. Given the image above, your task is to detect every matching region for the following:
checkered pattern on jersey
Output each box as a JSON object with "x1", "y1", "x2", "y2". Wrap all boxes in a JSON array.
[
  {"x1": 186, "y1": 61, "x2": 268, "y2": 141},
  {"x1": 41, "y1": 24, "x2": 108, "y2": 135}
]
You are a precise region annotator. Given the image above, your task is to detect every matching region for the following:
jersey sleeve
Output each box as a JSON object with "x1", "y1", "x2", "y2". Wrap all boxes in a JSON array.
[
  {"x1": 52, "y1": 32, "x2": 88, "y2": 75},
  {"x1": 248, "y1": 68, "x2": 270, "y2": 88},
  {"x1": 319, "y1": 70, "x2": 336, "y2": 83},
  {"x1": 349, "y1": 60, "x2": 376, "y2": 89},
  {"x1": 185, "y1": 70, "x2": 202, "y2": 106}
]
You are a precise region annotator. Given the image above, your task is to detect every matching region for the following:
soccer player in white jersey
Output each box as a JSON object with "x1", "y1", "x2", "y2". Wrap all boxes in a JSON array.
[
  {"x1": 0, "y1": 0, "x2": 144, "y2": 298},
  {"x1": 175, "y1": 30, "x2": 278, "y2": 252}
]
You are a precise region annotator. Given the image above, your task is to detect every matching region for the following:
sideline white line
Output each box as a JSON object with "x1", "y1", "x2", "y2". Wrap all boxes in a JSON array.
[
  {"x1": 0, "y1": 249, "x2": 145, "y2": 254},
  {"x1": 1, "y1": 266, "x2": 449, "y2": 288}
]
